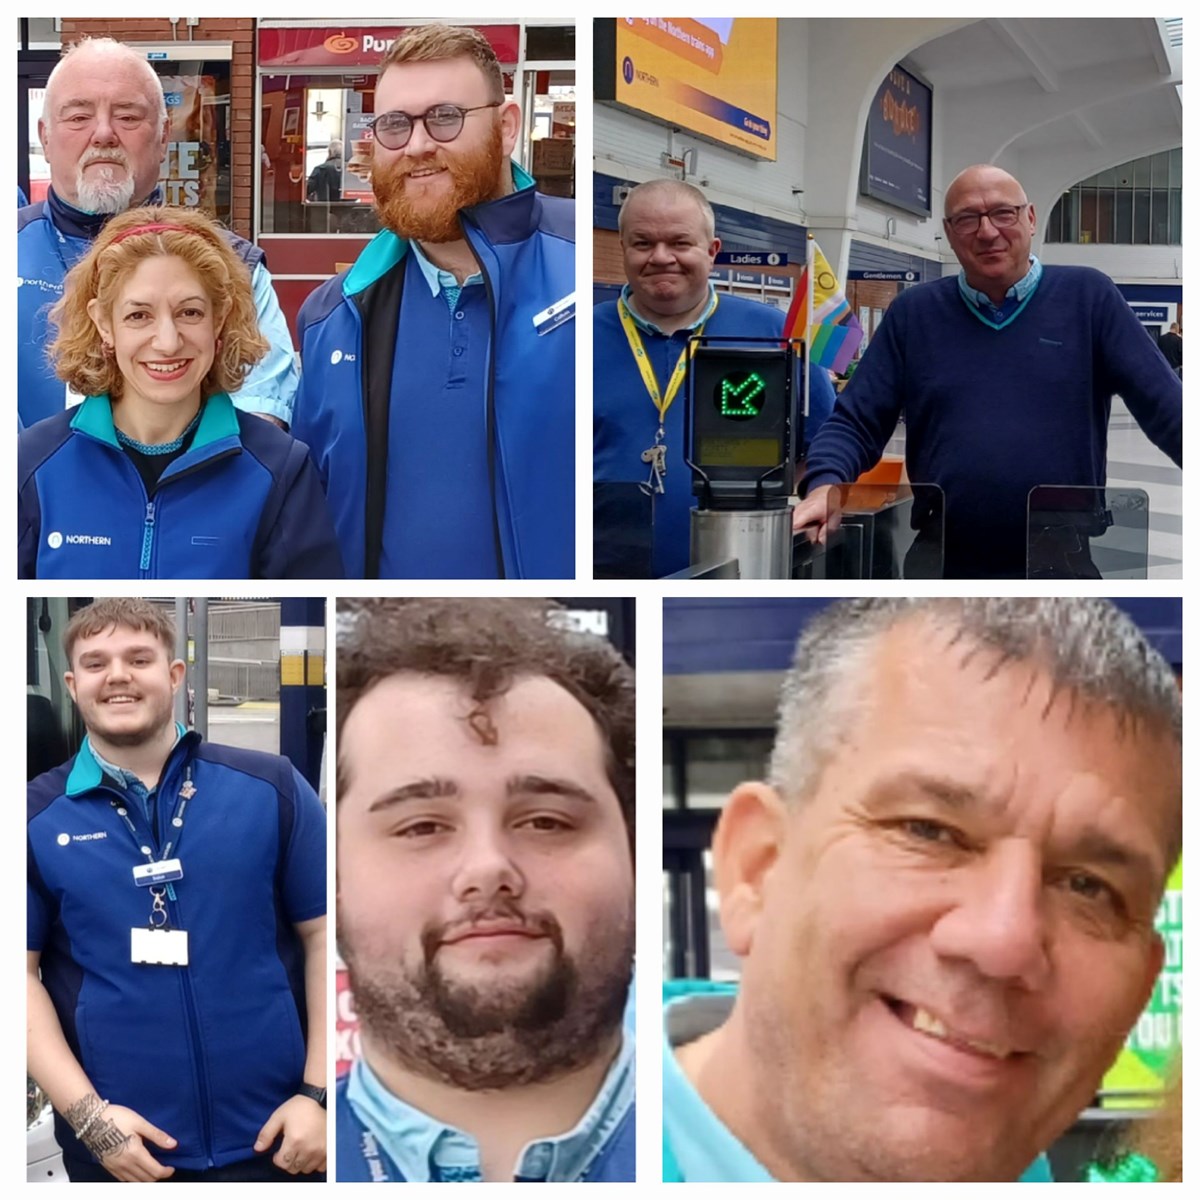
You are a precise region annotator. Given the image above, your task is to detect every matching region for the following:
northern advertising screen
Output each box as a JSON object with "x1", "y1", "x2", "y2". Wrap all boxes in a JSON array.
[{"x1": 601, "y1": 18, "x2": 778, "y2": 161}]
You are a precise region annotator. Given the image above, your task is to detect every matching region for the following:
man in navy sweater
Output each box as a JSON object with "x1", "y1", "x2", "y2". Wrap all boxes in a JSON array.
[
  {"x1": 594, "y1": 179, "x2": 836, "y2": 577},
  {"x1": 793, "y1": 165, "x2": 1182, "y2": 578},
  {"x1": 336, "y1": 600, "x2": 635, "y2": 1182}
]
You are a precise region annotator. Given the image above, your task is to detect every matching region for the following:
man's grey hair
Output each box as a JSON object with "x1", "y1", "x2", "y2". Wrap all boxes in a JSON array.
[
  {"x1": 618, "y1": 178, "x2": 716, "y2": 242},
  {"x1": 327, "y1": 138, "x2": 344, "y2": 159},
  {"x1": 43, "y1": 37, "x2": 168, "y2": 137},
  {"x1": 768, "y1": 598, "x2": 1181, "y2": 806}
]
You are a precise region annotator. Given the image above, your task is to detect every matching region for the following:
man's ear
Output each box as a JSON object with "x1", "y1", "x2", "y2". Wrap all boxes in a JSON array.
[
  {"x1": 169, "y1": 659, "x2": 186, "y2": 693},
  {"x1": 498, "y1": 100, "x2": 522, "y2": 158},
  {"x1": 64, "y1": 671, "x2": 77, "y2": 705},
  {"x1": 711, "y1": 781, "x2": 787, "y2": 959}
]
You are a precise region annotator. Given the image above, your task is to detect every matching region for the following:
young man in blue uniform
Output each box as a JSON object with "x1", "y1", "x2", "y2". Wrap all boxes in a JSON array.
[
  {"x1": 293, "y1": 26, "x2": 575, "y2": 580},
  {"x1": 593, "y1": 178, "x2": 836, "y2": 578},
  {"x1": 18, "y1": 37, "x2": 298, "y2": 430},
  {"x1": 793, "y1": 166, "x2": 1183, "y2": 578},
  {"x1": 336, "y1": 599, "x2": 635, "y2": 1182},
  {"x1": 664, "y1": 598, "x2": 1180, "y2": 1182},
  {"x1": 28, "y1": 599, "x2": 327, "y2": 1182}
]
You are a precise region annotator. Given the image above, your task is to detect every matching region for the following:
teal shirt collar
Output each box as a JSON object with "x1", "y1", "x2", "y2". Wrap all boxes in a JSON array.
[
  {"x1": 345, "y1": 1031, "x2": 635, "y2": 1182},
  {"x1": 619, "y1": 283, "x2": 717, "y2": 337},
  {"x1": 67, "y1": 724, "x2": 190, "y2": 796},
  {"x1": 957, "y1": 255, "x2": 1042, "y2": 327}
]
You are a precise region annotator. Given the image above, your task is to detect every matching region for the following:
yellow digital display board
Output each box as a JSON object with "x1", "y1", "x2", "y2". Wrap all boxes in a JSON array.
[{"x1": 611, "y1": 18, "x2": 778, "y2": 161}]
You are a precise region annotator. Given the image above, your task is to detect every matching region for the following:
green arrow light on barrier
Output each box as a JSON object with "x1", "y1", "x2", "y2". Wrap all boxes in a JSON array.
[{"x1": 719, "y1": 372, "x2": 766, "y2": 418}]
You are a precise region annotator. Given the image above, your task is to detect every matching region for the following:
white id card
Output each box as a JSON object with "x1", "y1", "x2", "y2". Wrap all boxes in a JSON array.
[{"x1": 131, "y1": 927, "x2": 189, "y2": 966}]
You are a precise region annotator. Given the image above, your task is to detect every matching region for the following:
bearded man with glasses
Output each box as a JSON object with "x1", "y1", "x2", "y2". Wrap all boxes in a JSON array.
[
  {"x1": 791, "y1": 164, "x2": 1181, "y2": 579},
  {"x1": 293, "y1": 24, "x2": 575, "y2": 580}
]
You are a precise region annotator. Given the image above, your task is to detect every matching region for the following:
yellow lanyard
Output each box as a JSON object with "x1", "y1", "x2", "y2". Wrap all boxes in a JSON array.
[{"x1": 617, "y1": 293, "x2": 720, "y2": 427}]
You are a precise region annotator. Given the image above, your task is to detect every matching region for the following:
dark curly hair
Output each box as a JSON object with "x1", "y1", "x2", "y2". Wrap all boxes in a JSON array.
[{"x1": 337, "y1": 599, "x2": 635, "y2": 848}]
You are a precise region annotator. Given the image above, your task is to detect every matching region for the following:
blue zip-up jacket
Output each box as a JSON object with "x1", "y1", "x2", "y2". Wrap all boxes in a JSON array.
[
  {"x1": 18, "y1": 190, "x2": 299, "y2": 427},
  {"x1": 292, "y1": 164, "x2": 575, "y2": 579},
  {"x1": 28, "y1": 733, "x2": 327, "y2": 1172},
  {"x1": 18, "y1": 393, "x2": 343, "y2": 579},
  {"x1": 335, "y1": 1078, "x2": 637, "y2": 1182}
]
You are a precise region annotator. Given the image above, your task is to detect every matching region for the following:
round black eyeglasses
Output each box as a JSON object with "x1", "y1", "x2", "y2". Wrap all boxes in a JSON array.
[{"x1": 369, "y1": 102, "x2": 501, "y2": 150}]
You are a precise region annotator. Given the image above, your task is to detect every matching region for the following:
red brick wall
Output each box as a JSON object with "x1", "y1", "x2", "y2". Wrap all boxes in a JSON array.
[{"x1": 61, "y1": 18, "x2": 256, "y2": 238}]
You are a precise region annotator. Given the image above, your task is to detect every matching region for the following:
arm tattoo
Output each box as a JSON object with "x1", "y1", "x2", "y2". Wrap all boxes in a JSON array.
[{"x1": 64, "y1": 1093, "x2": 132, "y2": 1159}]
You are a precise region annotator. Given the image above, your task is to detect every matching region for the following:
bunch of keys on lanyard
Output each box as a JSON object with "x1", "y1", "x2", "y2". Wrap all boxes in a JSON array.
[{"x1": 640, "y1": 427, "x2": 667, "y2": 496}]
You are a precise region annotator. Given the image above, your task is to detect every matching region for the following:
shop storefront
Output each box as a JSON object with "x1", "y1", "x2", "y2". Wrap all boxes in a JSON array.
[{"x1": 255, "y1": 19, "x2": 575, "y2": 334}]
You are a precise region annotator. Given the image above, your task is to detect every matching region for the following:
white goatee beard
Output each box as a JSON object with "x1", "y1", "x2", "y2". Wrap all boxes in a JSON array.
[{"x1": 75, "y1": 166, "x2": 137, "y2": 216}]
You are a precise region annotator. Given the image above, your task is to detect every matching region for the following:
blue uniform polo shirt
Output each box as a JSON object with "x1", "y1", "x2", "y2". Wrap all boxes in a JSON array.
[{"x1": 380, "y1": 247, "x2": 497, "y2": 578}]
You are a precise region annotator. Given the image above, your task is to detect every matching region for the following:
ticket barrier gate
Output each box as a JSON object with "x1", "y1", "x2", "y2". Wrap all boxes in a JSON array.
[{"x1": 794, "y1": 483, "x2": 944, "y2": 580}]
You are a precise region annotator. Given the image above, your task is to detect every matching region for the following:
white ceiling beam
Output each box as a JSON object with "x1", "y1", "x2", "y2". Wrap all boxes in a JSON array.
[{"x1": 989, "y1": 19, "x2": 1060, "y2": 93}]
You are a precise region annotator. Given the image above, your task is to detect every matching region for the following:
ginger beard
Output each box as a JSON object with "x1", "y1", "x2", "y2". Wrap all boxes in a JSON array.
[
  {"x1": 340, "y1": 895, "x2": 634, "y2": 1091},
  {"x1": 370, "y1": 117, "x2": 506, "y2": 244}
]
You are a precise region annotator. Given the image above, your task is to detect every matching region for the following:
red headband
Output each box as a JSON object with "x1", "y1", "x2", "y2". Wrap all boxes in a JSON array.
[{"x1": 109, "y1": 222, "x2": 195, "y2": 245}]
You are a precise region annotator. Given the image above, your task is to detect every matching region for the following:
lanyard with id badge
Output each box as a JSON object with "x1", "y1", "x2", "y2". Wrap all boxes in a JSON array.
[{"x1": 117, "y1": 767, "x2": 196, "y2": 967}]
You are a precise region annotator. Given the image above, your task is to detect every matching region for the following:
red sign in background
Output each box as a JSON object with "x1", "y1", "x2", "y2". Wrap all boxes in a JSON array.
[{"x1": 258, "y1": 25, "x2": 521, "y2": 69}]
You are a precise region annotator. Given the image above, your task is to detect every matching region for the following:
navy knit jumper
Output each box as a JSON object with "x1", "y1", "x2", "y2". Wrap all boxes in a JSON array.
[{"x1": 801, "y1": 266, "x2": 1182, "y2": 578}]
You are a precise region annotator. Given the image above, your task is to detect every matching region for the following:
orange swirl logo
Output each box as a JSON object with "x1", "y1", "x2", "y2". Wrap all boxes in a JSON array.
[{"x1": 324, "y1": 34, "x2": 358, "y2": 54}]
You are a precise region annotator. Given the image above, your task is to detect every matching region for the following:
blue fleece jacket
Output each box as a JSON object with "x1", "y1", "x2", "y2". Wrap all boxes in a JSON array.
[
  {"x1": 17, "y1": 189, "x2": 299, "y2": 427},
  {"x1": 292, "y1": 165, "x2": 575, "y2": 579},
  {"x1": 28, "y1": 733, "x2": 326, "y2": 1171},
  {"x1": 18, "y1": 393, "x2": 343, "y2": 579},
  {"x1": 801, "y1": 266, "x2": 1182, "y2": 578},
  {"x1": 593, "y1": 294, "x2": 835, "y2": 577}
]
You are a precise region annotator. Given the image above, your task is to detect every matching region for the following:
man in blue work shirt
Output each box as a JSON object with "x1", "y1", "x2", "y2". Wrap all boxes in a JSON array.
[
  {"x1": 664, "y1": 597, "x2": 1180, "y2": 1181},
  {"x1": 28, "y1": 598, "x2": 327, "y2": 1182},
  {"x1": 293, "y1": 26, "x2": 575, "y2": 579},
  {"x1": 19, "y1": 37, "x2": 298, "y2": 431},
  {"x1": 593, "y1": 178, "x2": 837, "y2": 577},
  {"x1": 336, "y1": 599, "x2": 635, "y2": 1181}
]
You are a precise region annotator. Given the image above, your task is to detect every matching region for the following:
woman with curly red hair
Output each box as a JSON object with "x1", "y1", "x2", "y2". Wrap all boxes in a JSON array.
[{"x1": 19, "y1": 206, "x2": 341, "y2": 578}]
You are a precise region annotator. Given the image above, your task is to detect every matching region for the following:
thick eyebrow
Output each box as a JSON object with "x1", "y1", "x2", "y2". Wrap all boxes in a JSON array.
[
  {"x1": 506, "y1": 773, "x2": 597, "y2": 805},
  {"x1": 367, "y1": 777, "x2": 458, "y2": 813}
]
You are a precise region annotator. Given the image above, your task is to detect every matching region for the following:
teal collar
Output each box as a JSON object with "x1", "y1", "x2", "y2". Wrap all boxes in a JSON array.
[
  {"x1": 957, "y1": 256, "x2": 1042, "y2": 329},
  {"x1": 619, "y1": 283, "x2": 717, "y2": 337},
  {"x1": 66, "y1": 723, "x2": 190, "y2": 797},
  {"x1": 70, "y1": 393, "x2": 239, "y2": 451},
  {"x1": 344, "y1": 160, "x2": 533, "y2": 298}
]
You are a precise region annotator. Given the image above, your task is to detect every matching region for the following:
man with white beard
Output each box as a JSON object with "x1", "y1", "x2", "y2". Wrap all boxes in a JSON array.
[{"x1": 18, "y1": 37, "x2": 297, "y2": 429}]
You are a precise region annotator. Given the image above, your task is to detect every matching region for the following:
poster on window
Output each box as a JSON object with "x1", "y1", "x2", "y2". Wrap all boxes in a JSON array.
[
  {"x1": 342, "y1": 110, "x2": 376, "y2": 203},
  {"x1": 159, "y1": 75, "x2": 218, "y2": 211}
]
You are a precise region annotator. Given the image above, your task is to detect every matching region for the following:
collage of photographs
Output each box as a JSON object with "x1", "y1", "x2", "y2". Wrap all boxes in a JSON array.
[{"x1": 17, "y1": 14, "x2": 1182, "y2": 1186}]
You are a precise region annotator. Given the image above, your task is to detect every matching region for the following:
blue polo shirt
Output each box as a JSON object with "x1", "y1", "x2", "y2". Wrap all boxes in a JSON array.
[
  {"x1": 343, "y1": 1032, "x2": 635, "y2": 1182},
  {"x1": 380, "y1": 251, "x2": 497, "y2": 577}
]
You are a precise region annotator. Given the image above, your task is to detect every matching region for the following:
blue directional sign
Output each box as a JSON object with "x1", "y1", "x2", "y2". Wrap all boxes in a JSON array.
[
  {"x1": 714, "y1": 251, "x2": 789, "y2": 268},
  {"x1": 848, "y1": 269, "x2": 919, "y2": 282}
]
